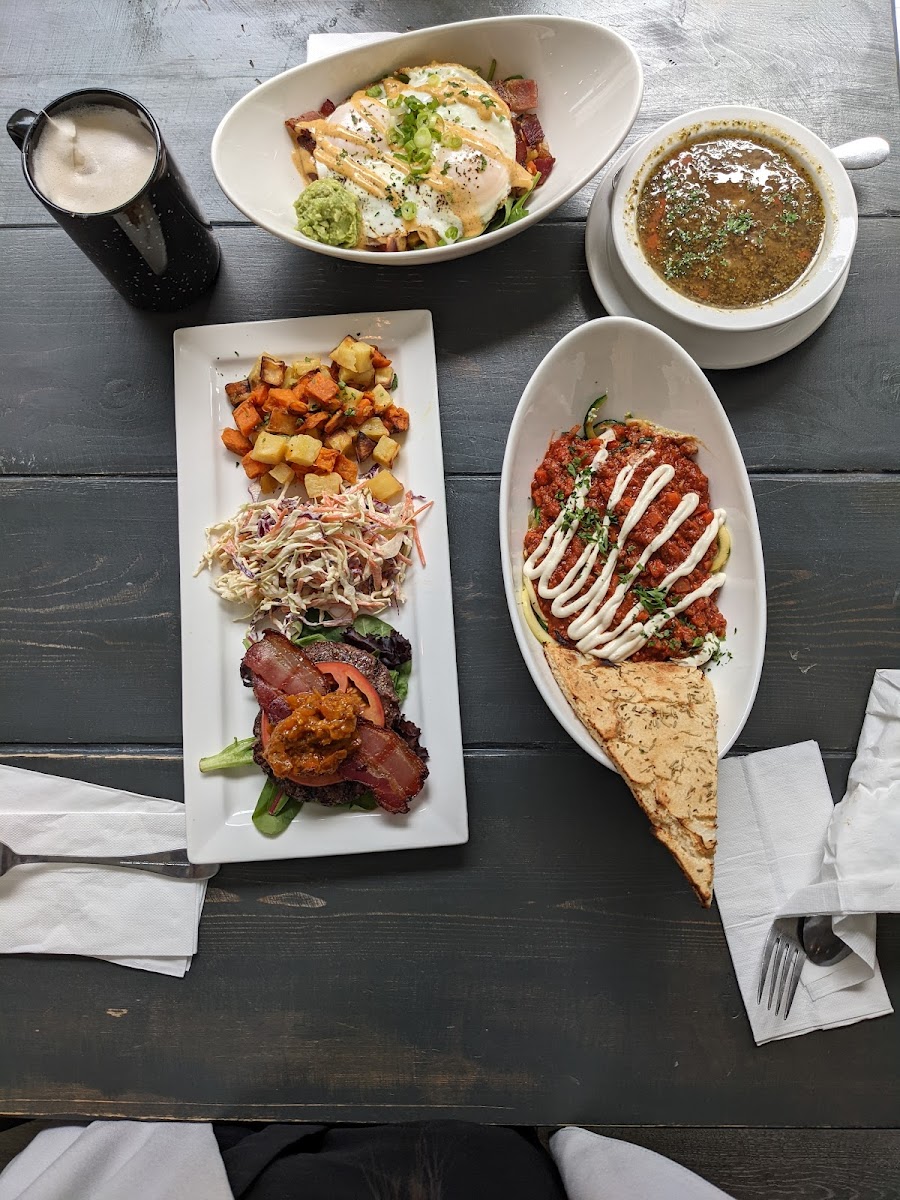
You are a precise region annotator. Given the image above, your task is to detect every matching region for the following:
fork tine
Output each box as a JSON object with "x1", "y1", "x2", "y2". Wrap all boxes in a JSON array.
[
  {"x1": 782, "y1": 946, "x2": 805, "y2": 1019},
  {"x1": 757, "y1": 924, "x2": 779, "y2": 1003},
  {"x1": 775, "y1": 943, "x2": 798, "y2": 1017},
  {"x1": 767, "y1": 936, "x2": 787, "y2": 1010}
]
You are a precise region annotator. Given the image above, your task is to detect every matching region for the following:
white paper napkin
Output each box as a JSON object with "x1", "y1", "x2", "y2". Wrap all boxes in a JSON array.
[
  {"x1": 715, "y1": 741, "x2": 892, "y2": 1043},
  {"x1": 0, "y1": 764, "x2": 210, "y2": 977},
  {"x1": 550, "y1": 1127, "x2": 734, "y2": 1200}
]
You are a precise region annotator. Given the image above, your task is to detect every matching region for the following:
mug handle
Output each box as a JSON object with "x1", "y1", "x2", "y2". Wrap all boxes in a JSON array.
[{"x1": 7, "y1": 108, "x2": 37, "y2": 149}]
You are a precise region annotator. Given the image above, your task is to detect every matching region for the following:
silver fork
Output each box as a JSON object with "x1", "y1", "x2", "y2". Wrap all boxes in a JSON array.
[
  {"x1": 757, "y1": 918, "x2": 806, "y2": 1019},
  {"x1": 0, "y1": 839, "x2": 218, "y2": 881}
]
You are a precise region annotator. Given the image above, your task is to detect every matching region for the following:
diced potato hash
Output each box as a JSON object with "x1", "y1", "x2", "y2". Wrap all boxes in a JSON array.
[{"x1": 219, "y1": 336, "x2": 410, "y2": 499}]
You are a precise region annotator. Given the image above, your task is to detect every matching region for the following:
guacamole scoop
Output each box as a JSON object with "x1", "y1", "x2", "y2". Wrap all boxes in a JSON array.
[{"x1": 293, "y1": 178, "x2": 361, "y2": 248}]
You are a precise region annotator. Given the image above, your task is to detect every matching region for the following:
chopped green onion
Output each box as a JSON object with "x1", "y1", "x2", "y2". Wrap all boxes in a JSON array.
[
  {"x1": 394, "y1": 72, "x2": 410, "y2": 84},
  {"x1": 445, "y1": 225, "x2": 459, "y2": 241},
  {"x1": 414, "y1": 127, "x2": 432, "y2": 149},
  {"x1": 486, "y1": 58, "x2": 497, "y2": 81},
  {"x1": 366, "y1": 85, "x2": 383, "y2": 98},
  {"x1": 400, "y1": 200, "x2": 417, "y2": 221},
  {"x1": 427, "y1": 72, "x2": 440, "y2": 85},
  {"x1": 386, "y1": 96, "x2": 402, "y2": 109},
  {"x1": 445, "y1": 134, "x2": 463, "y2": 150}
]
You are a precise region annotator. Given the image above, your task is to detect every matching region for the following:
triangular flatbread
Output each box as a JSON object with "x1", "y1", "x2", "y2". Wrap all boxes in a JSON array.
[{"x1": 544, "y1": 642, "x2": 718, "y2": 905}]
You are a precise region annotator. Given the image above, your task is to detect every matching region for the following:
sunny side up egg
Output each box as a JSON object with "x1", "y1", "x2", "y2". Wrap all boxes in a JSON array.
[{"x1": 304, "y1": 64, "x2": 533, "y2": 248}]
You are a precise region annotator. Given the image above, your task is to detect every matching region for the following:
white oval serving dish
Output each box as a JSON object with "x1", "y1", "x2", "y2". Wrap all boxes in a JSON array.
[
  {"x1": 212, "y1": 15, "x2": 643, "y2": 265},
  {"x1": 499, "y1": 316, "x2": 766, "y2": 770}
]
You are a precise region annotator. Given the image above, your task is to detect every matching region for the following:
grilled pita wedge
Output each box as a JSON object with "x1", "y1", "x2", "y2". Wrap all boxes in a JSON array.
[{"x1": 544, "y1": 642, "x2": 717, "y2": 905}]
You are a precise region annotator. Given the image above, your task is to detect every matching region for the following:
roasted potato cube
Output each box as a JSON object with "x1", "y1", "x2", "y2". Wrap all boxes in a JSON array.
[
  {"x1": 247, "y1": 355, "x2": 263, "y2": 387},
  {"x1": 334, "y1": 453, "x2": 358, "y2": 484},
  {"x1": 325, "y1": 430, "x2": 353, "y2": 455},
  {"x1": 233, "y1": 400, "x2": 262, "y2": 436},
  {"x1": 269, "y1": 461, "x2": 295, "y2": 487},
  {"x1": 373, "y1": 435, "x2": 400, "y2": 468},
  {"x1": 330, "y1": 336, "x2": 358, "y2": 372},
  {"x1": 367, "y1": 469, "x2": 404, "y2": 504},
  {"x1": 355, "y1": 433, "x2": 376, "y2": 462},
  {"x1": 340, "y1": 385, "x2": 363, "y2": 410},
  {"x1": 259, "y1": 472, "x2": 279, "y2": 494},
  {"x1": 351, "y1": 339, "x2": 374, "y2": 374},
  {"x1": 267, "y1": 409, "x2": 298, "y2": 435},
  {"x1": 374, "y1": 365, "x2": 394, "y2": 388},
  {"x1": 360, "y1": 416, "x2": 390, "y2": 440},
  {"x1": 260, "y1": 355, "x2": 287, "y2": 386},
  {"x1": 241, "y1": 451, "x2": 270, "y2": 480},
  {"x1": 284, "y1": 356, "x2": 321, "y2": 387},
  {"x1": 286, "y1": 433, "x2": 323, "y2": 467},
  {"x1": 225, "y1": 379, "x2": 251, "y2": 404},
  {"x1": 305, "y1": 471, "x2": 342, "y2": 498},
  {"x1": 250, "y1": 431, "x2": 289, "y2": 465},
  {"x1": 221, "y1": 427, "x2": 252, "y2": 457},
  {"x1": 370, "y1": 384, "x2": 393, "y2": 414}
]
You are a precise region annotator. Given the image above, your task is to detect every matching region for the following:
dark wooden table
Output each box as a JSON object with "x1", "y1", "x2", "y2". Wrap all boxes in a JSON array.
[{"x1": 2, "y1": 1, "x2": 899, "y2": 1195}]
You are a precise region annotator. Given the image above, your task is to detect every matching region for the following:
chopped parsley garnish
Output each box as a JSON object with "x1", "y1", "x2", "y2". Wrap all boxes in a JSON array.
[{"x1": 632, "y1": 584, "x2": 669, "y2": 615}]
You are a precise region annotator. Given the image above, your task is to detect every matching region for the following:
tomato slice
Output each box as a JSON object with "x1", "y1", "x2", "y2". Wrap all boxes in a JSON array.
[{"x1": 315, "y1": 662, "x2": 385, "y2": 726}]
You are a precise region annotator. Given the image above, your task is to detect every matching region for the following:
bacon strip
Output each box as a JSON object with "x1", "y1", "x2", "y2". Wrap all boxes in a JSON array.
[
  {"x1": 516, "y1": 112, "x2": 545, "y2": 149},
  {"x1": 339, "y1": 720, "x2": 428, "y2": 814},
  {"x1": 532, "y1": 154, "x2": 556, "y2": 181},
  {"x1": 493, "y1": 77, "x2": 539, "y2": 112},
  {"x1": 242, "y1": 632, "x2": 327, "y2": 697},
  {"x1": 252, "y1": 677, "x2": 293, "y2": 724}
]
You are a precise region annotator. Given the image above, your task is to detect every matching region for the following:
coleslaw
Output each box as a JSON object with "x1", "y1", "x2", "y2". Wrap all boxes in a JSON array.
[{"x1": 198, "y1": 481, "x2": 432, "y2": 629}]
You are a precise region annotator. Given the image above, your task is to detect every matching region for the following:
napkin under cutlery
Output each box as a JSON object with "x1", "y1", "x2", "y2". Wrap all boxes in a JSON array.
[
  {"x1": 715, "y1": 669, "x2": 900, "y2": 1043},
  {"x1": 0, "y1": 764, "x2": 209, "y2": 977}
]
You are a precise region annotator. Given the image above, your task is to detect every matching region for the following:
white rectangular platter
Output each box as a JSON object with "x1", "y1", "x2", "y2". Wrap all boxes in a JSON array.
[{"x1": 174, "y1": 310, "x2": 468, "y2": 863}]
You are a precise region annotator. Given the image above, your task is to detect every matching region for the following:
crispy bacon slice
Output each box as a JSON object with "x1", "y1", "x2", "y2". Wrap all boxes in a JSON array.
[
  {"x1": 532, "y1": 154, "x2": 556, "y2": 181},
  {"x1": 242, "y1": 632, "x2": 327, "y2": 697},
  {"x1": 516, "y1": 112, "x2": 545, "y2": 148},
  {"x1": 493, "y1": 77, "x2": 539, "y2": 112},
  {"x1": 252, "y1": 677, "x2": 293, "y2": 724},
  {"x1": 339, "y1": 720, "x2": 428, "y2": 814}
]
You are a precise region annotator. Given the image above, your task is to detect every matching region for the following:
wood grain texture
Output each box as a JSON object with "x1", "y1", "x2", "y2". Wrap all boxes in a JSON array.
[
  {"x1": 1, "y1": 475, "x2": 896, "y2": 750},
  {"x1": 578, "y1": 1128, "x2": 900, "y2": 1200},
  {"x1": 0, "y1": 221, "x2": 898, "y2": 476},
  {"x1": 1, "y1": 0, "x2": 897, "y2": 226},
  {"x1": 0, "y1": 748, "x2": 897, "y2": 1125}
]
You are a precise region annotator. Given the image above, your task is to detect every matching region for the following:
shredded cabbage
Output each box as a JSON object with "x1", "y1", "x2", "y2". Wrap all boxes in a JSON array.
[{"x1": 197, "y1": 483, "x2": 431, "y2": 627}]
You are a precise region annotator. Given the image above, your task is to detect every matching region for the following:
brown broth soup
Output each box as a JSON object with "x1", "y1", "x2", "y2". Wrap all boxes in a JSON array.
[{"x1": 636, "y1": 133, "x2": 825, "y2": 307}]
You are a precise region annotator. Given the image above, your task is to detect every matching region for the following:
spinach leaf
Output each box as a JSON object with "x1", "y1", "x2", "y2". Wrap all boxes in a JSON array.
[
  {"x1": 389, "y1": 659, "x2": 412, "y2": 702},
  {"x1": 252, "y1": 777, "x2": 304, "y2": 836},
  {"x1": 199, "y1": 736, "x2": 256, "y2": 773},
  {"x1": 351, "y1": 614, "x2": 395, "y2": 638}
]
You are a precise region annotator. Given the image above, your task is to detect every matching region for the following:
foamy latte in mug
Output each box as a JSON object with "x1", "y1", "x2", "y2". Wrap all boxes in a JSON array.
[
  {"x1": 32, "y1": 104, "x2": 158, "y2": 215},
  {"x1": 8, "y1": 88, "x2": 219, "y2": 310}
]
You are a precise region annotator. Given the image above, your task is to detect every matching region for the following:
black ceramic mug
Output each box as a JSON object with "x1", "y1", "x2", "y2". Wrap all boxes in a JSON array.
[{"x1": 7, "y1": 88, "x2": 220, "y2": 311}]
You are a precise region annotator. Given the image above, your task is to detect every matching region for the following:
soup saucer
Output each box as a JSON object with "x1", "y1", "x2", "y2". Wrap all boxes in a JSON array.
[{"x1": 584, "y1": 137, "x2": 849, "y2": 370}]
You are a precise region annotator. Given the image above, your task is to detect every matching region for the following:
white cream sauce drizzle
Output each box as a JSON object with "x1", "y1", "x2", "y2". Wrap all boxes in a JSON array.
[{"x1": 523, "y1": 432, "x2": 727, "y2": 665}]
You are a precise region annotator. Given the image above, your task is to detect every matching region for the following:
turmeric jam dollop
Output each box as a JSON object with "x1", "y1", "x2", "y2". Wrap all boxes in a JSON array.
[{"x1": 265, "y1": 690, "x2": 364, "y2": 778}]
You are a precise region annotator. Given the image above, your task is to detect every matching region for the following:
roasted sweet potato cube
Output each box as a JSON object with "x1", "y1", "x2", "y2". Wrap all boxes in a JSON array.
[
  {"x1": 306, "y1": 371, "x2": 339, "y2": 406},
  {"x1": 247, "y1": 383, "x2": 270, "y2": 409},
  {"x1": 355, "y1": 433, "x2": 376, "y2": 462},
  {"x1": 349, "y1": 397, "x2": 375, "y2": 426},
  {"x1": 233, "y1": 400, "x2": 262, "y2": 436},
  {"x1": 311, "y1": 446, "x2": 340, "y2": 474},
  {"x1": 267, "y1": 409, "x2": 298, "y2": 435},
  {"x1": 300, "y1": 411, "x2": 329, "y2": 434},
  {"x1": 334, "y1": 453, "x2": 358, "y2": 484},
  {"x1": 384, "y1": 405, "x2": 410, "y2": 432},
  {"x1": 371, "y1": 348, "x2": 391, "y2": 369},
  {"x1": 265, "y1": 387, "x2": 296, "y2": 411},
  {"x1": 260, "y1": 355, "x2": 287, "y2": 386},
  {"x1": 221, "y1": 427, "x2": 252, "y2": 456},
  {"x1": 241, "y1": 451, "x2": 270, "y2": 480},
  {"x1": 324, "y1": 411, "x2": 345, "y2": 435},
  {"x1": 225, "y1": 379, "x2": 251, "y2": 404}
]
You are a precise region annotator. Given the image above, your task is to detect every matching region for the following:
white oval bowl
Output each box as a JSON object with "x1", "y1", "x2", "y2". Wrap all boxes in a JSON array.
[
  {"x1": 499, "y1": 316, "x2": 767, "y2": 770},
  {"x1": 610, "y1": 106, "x2": 858, "y2": 333},
  {"x1": 211, "y1": 15, "x2": 643, "y2": 266}
]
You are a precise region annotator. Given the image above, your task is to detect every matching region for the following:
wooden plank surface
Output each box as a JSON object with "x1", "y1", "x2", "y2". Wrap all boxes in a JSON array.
[
  {"x1": 1, "y1": 0, "x2": 899, "y2": 1160},
  {"x1": 0, "y1": 747, "x2": 898, "y2": 1126},
  {"x1": 1, "y1": 475, "x2": 897, "y2": 750},
  {"x1": 1, "y1": 220, "x2": 898, "y2": 476},
  {"x1": 2, "y1": 0, "x2": 897, "y2": 225}
]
